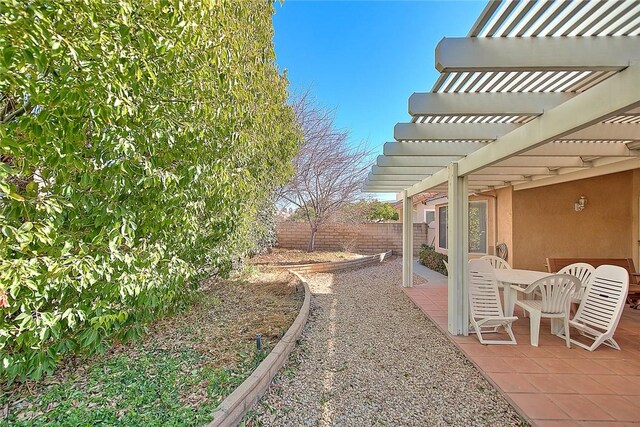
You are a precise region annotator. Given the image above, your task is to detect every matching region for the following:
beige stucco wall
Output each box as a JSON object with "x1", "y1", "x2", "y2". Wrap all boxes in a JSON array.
[
  {"x1": 494, "y1": 186, "x2": 514, "y2": 264},
  {"x1": 632, "y1": 169, "x2": 640, "y2": 266},
  {"x1": 511, "y1": 171, "x2": 635, "y2": 270},
  {"x1": 396, "y1": 203, "x2": 435, "y2": 224}
]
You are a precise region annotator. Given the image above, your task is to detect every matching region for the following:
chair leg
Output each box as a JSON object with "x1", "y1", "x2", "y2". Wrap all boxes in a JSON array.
[
  {"x1": 504, "y1": 323, "x2": 517, "y2": 345},
  {"x1": 604, "y1": 337, "x2": 621, "y2": 351},
  {"x1": 563, "y1": 316, "x2": 571, "y2": 348},
  {"x1": 472, "y1": 322, "x2": 486, "y2": 345},
  {"x1": 588, "y1": 335, "x2": 606, "y2": 352},
  {"x1": 529, "y1": 311, "x2": 541, "y2": 347}
]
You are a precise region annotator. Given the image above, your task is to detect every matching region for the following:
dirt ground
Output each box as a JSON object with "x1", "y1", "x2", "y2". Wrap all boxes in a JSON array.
[
  {"x1": 249, "y1": 248, "x2": 363, "y2": 266},
  {"x1": 1, "y1": 268, "x2": 304, "y2": 426}
]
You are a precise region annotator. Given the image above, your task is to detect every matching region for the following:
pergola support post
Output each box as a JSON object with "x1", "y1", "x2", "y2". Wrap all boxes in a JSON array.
[
  {"x1": 447, "y1": 163, "x2": 469, "y2": 336},
  {"x1": 402, "y1": 190, "x2": 414, "y2": 288}
]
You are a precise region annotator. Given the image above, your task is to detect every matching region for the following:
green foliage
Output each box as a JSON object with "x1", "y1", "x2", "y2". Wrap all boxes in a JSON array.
[
  {"x1": 0, "y1": 0, "x2": 299, "y2": 382},
  {"x1": 288, "y1": 200, "x2": 399, "y2": 224},
  {"x1": 288, "y1": 205, "x2": 315, "y2": 223},
  {"x1": 337, "y1": 200, "x2": 399, "y2": 223},
  {"x1": 247, "y1": 197, "x2": 278, "y2": 257},
  {"x1": 0, "y1": 347, "x2": 269, "y2": 426},
  {"x1": 418, "y1": 245, "x2": 448, "y2": 276},
  {"x1": 288, "y1": 200, "x2": 398, "y2": 224},
  {"x1": 367, "y1": 200, "x2": 399, "y2": 222}
]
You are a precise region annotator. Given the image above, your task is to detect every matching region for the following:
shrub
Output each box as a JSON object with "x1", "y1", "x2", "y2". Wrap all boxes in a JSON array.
[
  {"x1": 418, "y1": 245, "x2": 448, "y2": 276},
  {"x1": 248, "y1": 197, "x2": 278, "y2": 257},
  {"x1": 0, "y1": 0, "x2": 300, "y2": 382}
]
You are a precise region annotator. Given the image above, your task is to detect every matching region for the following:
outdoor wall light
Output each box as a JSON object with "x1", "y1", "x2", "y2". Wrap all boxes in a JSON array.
[{"x1": 574, "y1": 195, "x2": 587, "y2": 212}]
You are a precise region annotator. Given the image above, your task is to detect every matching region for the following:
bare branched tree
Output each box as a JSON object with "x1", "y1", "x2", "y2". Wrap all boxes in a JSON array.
[{"x1": 278, "y1": 92, "x2": 371, "y2": 251}]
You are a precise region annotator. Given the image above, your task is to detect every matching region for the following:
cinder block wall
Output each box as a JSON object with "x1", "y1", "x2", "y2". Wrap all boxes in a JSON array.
[{"x1": 275, "y1": 222, "x2": 430, "y2": 256}]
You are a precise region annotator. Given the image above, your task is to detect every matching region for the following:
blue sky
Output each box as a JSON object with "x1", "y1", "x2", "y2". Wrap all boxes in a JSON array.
[{"x1": 272, "y1": 0, "x2": 486, "y2": 201}]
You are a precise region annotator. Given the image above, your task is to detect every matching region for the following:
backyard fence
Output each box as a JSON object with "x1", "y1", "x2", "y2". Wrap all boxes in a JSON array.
[{"x1": 275, "y1": 222, "x2": 434, "y2": 255}]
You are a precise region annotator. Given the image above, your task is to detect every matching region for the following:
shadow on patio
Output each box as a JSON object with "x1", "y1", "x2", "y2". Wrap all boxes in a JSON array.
[{"x1": 405, "y1": 263, "x2": 640, "y2": 427}]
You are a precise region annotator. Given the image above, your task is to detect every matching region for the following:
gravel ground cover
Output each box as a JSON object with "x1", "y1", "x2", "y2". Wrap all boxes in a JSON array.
[{"x1": 248, "y1": 259, "x2": 525, "y2": 427}]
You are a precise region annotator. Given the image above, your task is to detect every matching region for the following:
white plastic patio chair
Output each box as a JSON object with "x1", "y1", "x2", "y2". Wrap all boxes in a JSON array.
[
  {"x1": 558, "y1": 262, "x2": 594, "y2": 304},
  {"x1": 559, "y1": 265, "x2": 629, "y2": 351},
  {"x1": 513, "y1": 274, "x2": 580, "y2": 348},
  {"x1": 481, "y1": 255, "x2": 520, "y2": 312},
  {"x1": 481, "y1": 255, "x2": 511, "y2": 270},
  {"x1": 468, "y1": 259, "x2": 518, "y2": 345}
]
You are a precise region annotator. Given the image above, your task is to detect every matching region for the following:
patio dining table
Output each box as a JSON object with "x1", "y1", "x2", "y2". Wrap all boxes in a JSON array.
[{"x1": 494, "y1": 268, "x2": 552, "y2": 317}]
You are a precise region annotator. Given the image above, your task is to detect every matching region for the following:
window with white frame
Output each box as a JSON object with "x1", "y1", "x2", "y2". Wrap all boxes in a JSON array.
[
  {"x1": 468, "y1": 201, "x2": 488, "y2": 254},
  {"x1": 438, "y1": 206, "x2": 448, "y2": 249},
  {"x1": 424, "y1": 209, "x2": 435, "y2": 224},
  {"x1": 437, "y1": 201, "x2": 488, "y2": 253}
]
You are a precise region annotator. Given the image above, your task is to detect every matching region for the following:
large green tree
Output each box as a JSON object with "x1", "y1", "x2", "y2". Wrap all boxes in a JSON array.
[{"x1": 0, "y1": 0, "x2": 299, "y2": 382}]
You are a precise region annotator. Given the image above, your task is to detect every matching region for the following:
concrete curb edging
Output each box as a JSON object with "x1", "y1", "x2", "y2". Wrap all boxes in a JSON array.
[
  {"x1": 205, "y1": 271, "x2": 311, "y2": 427},
  {"x1": 273, "y1": 250, "x2": 393, "y2": 274},
  {"x1": 402, "y1": 289, "x2": 532, "y2": 426}
]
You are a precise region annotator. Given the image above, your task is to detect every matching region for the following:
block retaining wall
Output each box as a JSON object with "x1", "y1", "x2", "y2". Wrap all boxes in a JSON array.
[
  {"x1": 272, "y1": 251, "x2": 393, "y2": 274},
  {"x1": 206, "y1": 273, "x2": 311, "y2": 427},
  {"x1": 276, "y1": 222, "x2": 431, "y2": 256}
]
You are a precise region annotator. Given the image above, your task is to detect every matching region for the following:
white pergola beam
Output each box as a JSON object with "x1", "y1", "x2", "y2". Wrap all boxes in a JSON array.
[
  {"x1": 363, "y1": 183, "x2": 408, "y2": 189},
  {"x1": 436, "y1": 36, "x2": 640, "y2": 73},
  {"x1": 394, "y1": 122, "x2": 520, "y2": 141},
  {"x1": 366, "y1": 179, "x2": 420, "y2": 187},
  {"x1": 383, "y1": 141, "x2": 488, "y2": 156},
  {"x1": 466, "y1": 179, "x2": 525, "y2": 186},
  {"x1": 370, "y1": 173, "x2": 531, "y2": 182},
  {"x1": 368, "y1": 174, "x2": 433, "y2": 181},
  {"x1": 478, "y1": 166, "x2": 558, "y2": 175},
  {"x1": 379, "y1": 154, "x2": 591, "y2": 169},
  {"x1": 407, "y1": 168, "x2": 450, "y2": 197},
  {"x1": 526, "y1": 141, "x2": 640, "y2": 157},
  {"x1": 495, "y1": 156, "x2": 590, "y2": 168},
  {"x1": 467, "y1": 174, "x2": 529, "y2": 181},
  {"x1": 362, "y1": 189, "x2": 402, "y2": 193},
  {"x1": 363, "y1": 189, "x2": 405, "y2": 193},
  {"x1": 377, "y1": 155, "x2": 461, "y2": 167},
  {"x1": 409, "y1": 92, "x2": 573, "y2": 116},
  {"x1": 372, "y1": 165, "x2": 445, "y2": 175},
  {"x1": 378, "y1": 165, "x2": 561, "y2": 176},
  {"x1": 393, "y1": 123, "x2": 640, "y2": 144},
  {"x1": 458, "y1": 63, "x2": 640, "y2": 176},
  {"x1": 385, "y1": 140, "x2": 640, "y2": 157},
  {"x1": 563, "y1": 123, "x2": 640, "y2": 141},
  {"x1": 514, "y1": 158, "x2": 640, "y2": 191}
]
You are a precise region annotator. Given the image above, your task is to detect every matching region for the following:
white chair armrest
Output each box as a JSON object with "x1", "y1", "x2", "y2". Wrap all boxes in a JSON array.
[
  {"x1": 515, "y1": 281, "x2": 544, "y2": 295},
  {"x1": 510, "y1": 284, "x2": 533, "y2": 294}
]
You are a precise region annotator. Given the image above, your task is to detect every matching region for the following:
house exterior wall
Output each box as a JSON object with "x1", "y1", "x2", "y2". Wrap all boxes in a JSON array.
[
  {"x1": 495, "y1": 186, "x2": 514, "y2": 264},
  {"x1": 414, "y1": 203, "x2": 431, "y2": 223},
  {"x1": 433, "y1": 194, "x2": 497, "y2": 257},
  {"x1": 396, "y1": 199, "x2": 437, "y2": 245},
  {"x1": 275, "y1": 222, "x2": 430, "y2": 255},
  {"x1": 396, "y1": 203, "x2": 435, "y2": 223},
  {"x1": 511, "y1": 171, "x2": 635, "y2": 270},
  {"x1": 632, "y1": 169, "x2": 640, "y2": 266}
]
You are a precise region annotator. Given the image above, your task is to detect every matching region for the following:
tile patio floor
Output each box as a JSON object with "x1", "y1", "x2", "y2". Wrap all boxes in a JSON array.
[{"x1": 404, "y1": 263, "x2": 640, "y2": 427}]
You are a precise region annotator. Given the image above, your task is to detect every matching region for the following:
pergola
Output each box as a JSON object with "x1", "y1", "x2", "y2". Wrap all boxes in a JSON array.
[{"x1": 363, "y1": 0, "x2": 640, "y2": 336}]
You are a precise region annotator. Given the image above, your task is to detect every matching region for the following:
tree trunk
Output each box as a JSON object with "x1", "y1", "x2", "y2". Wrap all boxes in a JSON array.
[{"x1": 307, "y1": 226, "x2": 317, "y2": 252}]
